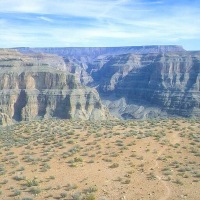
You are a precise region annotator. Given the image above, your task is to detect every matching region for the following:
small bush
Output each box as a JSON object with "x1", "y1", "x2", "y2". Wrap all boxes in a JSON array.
[
  {"x1": 109, "y1": 163, "x2": 119, "y2": 168},
  {"x1": 13, "y1": 190, "x2": 21, "y2": 196},
  {"x1": 60, "y1": 192, "x2": 67, "y2": 198},
  {"x1": 29, "y1": 187, "x2": 41, "y2": 195},
  {"x1": 85, "y1": 194, "x2": 96, "y2": 200},
  {"x1": 26, "y1": 178, "x2": 38, "y2": 187}
]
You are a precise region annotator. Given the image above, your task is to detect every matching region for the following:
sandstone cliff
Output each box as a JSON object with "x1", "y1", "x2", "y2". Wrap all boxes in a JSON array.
[
  {"x1": 13, "y1": 46, "x2": 200, "y2": 119},
  {"x1": 16, "y1": 45, "x2": 186, "y2": 86},
  {"x1": 88, "y1": 52, "x2": 200, "y2": 118},
  {"x1": 0, "y1": 49, "x2": 109, "y2": 124}
]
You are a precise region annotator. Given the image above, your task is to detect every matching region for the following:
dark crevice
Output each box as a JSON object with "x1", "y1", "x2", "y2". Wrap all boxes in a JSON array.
[{"x1": 13, "y1": 90, "x2": 27, "y2": 121}]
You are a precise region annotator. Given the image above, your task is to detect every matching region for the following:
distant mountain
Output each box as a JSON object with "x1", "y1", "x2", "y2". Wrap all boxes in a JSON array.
[{"x1": 15, "y1": 45, "x2": 185, "y2": 58}]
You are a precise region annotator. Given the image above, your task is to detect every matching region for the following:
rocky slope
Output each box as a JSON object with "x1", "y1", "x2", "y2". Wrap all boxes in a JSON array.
[
  {"x1": 13, "y1": 46, "x2": 200, "y2": 119},
  {"x1": 88, "y1": 52, "x2": 200, "y2": 118},
  {"x1": 16, "y1": 45, "x2": 186, "y2": 86},
  {"x1": 0, "y1": 49, "x2": 109, "y2": 124}
]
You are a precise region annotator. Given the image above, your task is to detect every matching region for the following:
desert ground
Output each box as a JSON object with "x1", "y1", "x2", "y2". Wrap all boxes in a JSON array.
[{"x1": 0, "y1": 118, "x2": 199, "y2": 200}]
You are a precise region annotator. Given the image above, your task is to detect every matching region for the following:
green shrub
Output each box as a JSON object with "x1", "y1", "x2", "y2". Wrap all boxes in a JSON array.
[
  {"x1": 109, "y1": 163, "x2": 119, "y2": 168},
  {"x1": 60, "y1": 192, "x2": 67, "y2": 198},
  {"x1": 85, "y1": 194, "x2": 96, "y2": 200},
  {"x1": 29, "y1": 187, "x2": 41, "y2": 195},
  {"x1": 13, "y1": 190, "x2": 21, "y2": 196},
  {"x1": 26, "y1": 178, "x2": 38, "y2": 187}
]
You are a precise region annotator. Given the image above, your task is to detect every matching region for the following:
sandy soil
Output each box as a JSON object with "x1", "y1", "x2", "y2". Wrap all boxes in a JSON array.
[{"x1": 0, "y1": 118, "x2": 199, "y2": 200}]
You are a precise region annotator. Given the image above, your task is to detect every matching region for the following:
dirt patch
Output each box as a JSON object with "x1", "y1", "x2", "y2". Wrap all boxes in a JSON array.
[{"x1": 0, "y1": 119, "x2": 199, "y2": 200}]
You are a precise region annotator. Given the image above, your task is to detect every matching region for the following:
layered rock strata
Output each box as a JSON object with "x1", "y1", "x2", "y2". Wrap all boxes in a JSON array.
[
  {"x1": 88, "y1": 52, "x2": 200, "y2": 118},
  {"x1": 12, "y1": 47, "x2": 200, "y2": 119},
  {"x1": 0, "y1": 49, "x2": 109, "y2": 123}
]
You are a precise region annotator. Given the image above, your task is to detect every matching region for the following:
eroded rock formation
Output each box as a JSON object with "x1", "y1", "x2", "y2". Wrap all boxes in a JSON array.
[
  {"x1": 88, "y1": 52, "x2": 200, "y2": 118},
  {"x1": 0, "y1": 49, "x2": 109, "y2": 123},
  {"x1": 10, "y1": 46, "x2": 200, "y2": 119}
]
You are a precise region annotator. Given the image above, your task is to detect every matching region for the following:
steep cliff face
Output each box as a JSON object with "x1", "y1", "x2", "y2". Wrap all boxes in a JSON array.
[
  {"x1": 64, "y1": 57, "x2": 93, "y2": 85},
  {"x1": 11, "y1": 47, "x2": 200, "y2": 119},
  {"x1": 0, "y1": 49, "x2": 109, "y2": 123},
  {"x1": 88, "y1": 52, "x2": 200, "y2": 118},
  {"x1": 16, "y1": 45, "x2": 186, "y2": 86},
  {"x1": 0, "y1": 48, "x2": 66, "y2": 71}
]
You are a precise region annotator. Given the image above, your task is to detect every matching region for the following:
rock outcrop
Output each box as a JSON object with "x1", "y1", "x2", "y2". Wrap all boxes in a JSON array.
[
  {"x1": 0, "y1": 49, "x2": 109, "y2": 123},
  {"x1": 0, "y1": 112, "x2": 12, "y2": 126},
  {"x1": 12, "y1": 46, "x2": 200, "y2": 119},
  {"x1": 16, "y1": 45, "x2": 186, "y2": 86},
  {"x1": 88, "y1": 52, "x2": 200, "y2": 118}
]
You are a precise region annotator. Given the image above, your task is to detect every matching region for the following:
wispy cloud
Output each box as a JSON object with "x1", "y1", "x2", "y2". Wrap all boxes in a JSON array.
[
  {"x1": 0, "y1": 0, "x2": 43, "y2": 13},
  {"x1": 38, "y1": 16, "x2": 54, "y2": 23},
  {"x1": 0, "y1": 0, "x2": 199, "y2": 49}
]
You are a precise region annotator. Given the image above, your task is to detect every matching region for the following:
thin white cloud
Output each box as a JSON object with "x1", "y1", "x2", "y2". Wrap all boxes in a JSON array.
[
  {"x1": 38, "y1": 16, "x2": 54, "y2": 23},
  {"x1": 0, "y1": 0, "x2": 199, "y2": 49},
  {"x1": 0, "y1": 0, "x2": 43, "y2": 13},
  {"x1": 135, "y1": 0, "x2": 164, "y2": 5}
]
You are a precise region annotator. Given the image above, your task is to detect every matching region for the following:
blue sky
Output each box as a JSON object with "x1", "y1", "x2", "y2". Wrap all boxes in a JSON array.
[{"x1": 0, "y1": 0, "x2": 200, "y2": 50}]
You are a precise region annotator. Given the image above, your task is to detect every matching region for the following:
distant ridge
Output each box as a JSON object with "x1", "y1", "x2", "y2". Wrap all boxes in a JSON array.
[{"x1": 15, "y1": 45, "x2": 186, "y2": 58}]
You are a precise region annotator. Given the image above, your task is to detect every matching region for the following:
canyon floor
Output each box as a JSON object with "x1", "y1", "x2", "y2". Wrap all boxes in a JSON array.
[{"x1": 0, "y1": 118, "x2": 199, "y2": 200}]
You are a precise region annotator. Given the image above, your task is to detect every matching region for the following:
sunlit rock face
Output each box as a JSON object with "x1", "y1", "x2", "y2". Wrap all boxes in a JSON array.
[
  {"x1": 0, "y1": 49, "x2": 110, "y2": 123},
  {"x1": 16, "y1": 45, "x2": 186, "y2": 86}
]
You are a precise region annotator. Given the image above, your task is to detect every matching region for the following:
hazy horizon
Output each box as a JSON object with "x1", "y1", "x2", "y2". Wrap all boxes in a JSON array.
[
  {"x1": 10, "y1": 45, "x2": 190, "y2": 50},
  {"x1": 0, "y1": 0, "x2": 200, "y2": 50}
]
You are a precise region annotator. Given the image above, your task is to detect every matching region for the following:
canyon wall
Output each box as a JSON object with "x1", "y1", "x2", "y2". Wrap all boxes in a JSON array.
[
  {"x1": 14, "y1": 46, "x2": 200, "y2": 119},
  {"x1": 0, "y1": 49, "x2": 109, "y2": 124},
  {"x1": 88, "y1": 52, "x2": 200, "y2": 118}
]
